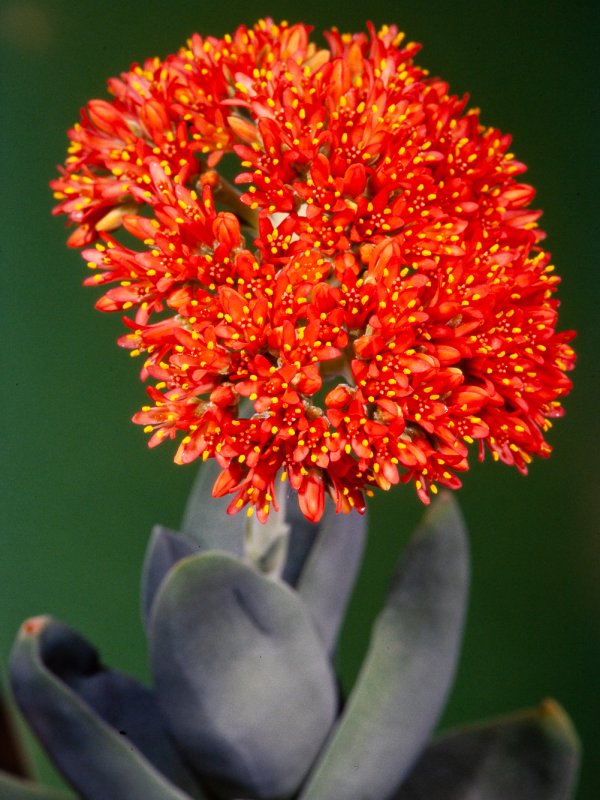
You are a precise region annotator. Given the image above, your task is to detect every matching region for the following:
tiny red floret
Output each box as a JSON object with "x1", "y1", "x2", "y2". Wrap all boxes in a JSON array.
[{"x1": 52, "y1": 20, "x2": 575, "y2": 522}]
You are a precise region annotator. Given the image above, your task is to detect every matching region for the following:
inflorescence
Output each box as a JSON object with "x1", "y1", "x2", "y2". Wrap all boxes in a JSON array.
[{"x1": 52, "y1": 20, "x2": 575, "y2": 522}]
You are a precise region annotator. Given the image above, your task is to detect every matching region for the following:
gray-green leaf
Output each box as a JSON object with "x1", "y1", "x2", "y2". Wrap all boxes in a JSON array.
[
  {"x1": 395, "y1": 699, "x2": 580, "y2": 799},
  {"x1": 141, "y1": 525, "x2": 202, "y2": 631},
  {"x1": 300, "y1": 492, "x2": 469, "y2": 800},
  {"x1": 149, "y1": 552, "x2": 338, "y2": 799},
  {"x1": 181, "y1": 460, "x2": 246, "y2": 556},
  {"x1": 294, "y1": 499, "x2": 366, "y2": 655},
  {"x1": 9, "y1": 616, "x2": 199, "y2": 800}
]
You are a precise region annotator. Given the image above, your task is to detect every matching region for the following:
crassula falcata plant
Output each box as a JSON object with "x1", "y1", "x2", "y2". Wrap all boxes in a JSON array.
[
  {"x1": 2, "y1": 471, "x2": 581, "y2": 800},
  {"x1": 1, "y1": 19, "x2": 578, "y2": 800}
]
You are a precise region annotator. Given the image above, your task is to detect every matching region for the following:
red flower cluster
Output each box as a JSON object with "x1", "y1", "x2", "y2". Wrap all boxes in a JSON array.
[{"x1": 52, "y1": 20, "x2": 575, "y2": 522}]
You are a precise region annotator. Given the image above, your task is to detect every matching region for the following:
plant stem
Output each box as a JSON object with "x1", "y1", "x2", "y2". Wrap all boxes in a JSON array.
[{"x1": 244, "y1": 477, "x2": 290, "y2": 579}]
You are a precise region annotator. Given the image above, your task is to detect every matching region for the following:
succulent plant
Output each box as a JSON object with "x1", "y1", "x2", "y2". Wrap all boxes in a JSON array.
[
  {"x1": 3, "y1": 17, "x2": 580, "y2": 800},
  {"x1": 1, "y1": 463, "x2": 580, "y2": 800}
]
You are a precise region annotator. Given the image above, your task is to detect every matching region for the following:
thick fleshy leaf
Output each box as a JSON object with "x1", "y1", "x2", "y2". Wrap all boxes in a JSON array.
[
  {"x1": 293, "y1": 498, "x2": 366, "y2": 655},
  {"x1": 184, "y1": 464, "x2": 318, "y2": 584},
  {"x1": 141, "y1": 525, "x2": 202, "y2": 631},
  {"x1": 300, "y1": 493, "x2": 469, "y2": 800},
  {"x1": 181, "y1": 460, "x2": 246, "y2": 556},
  {"x1": 182, "y1": 462, "x2": 366, "y2": 644},
  {"x1": 10, "y1": 616, "x2": 201, "y2": 800},
  {"x1": 0, "y1": 772, "x2": 73, "y2": 800},
  {"x1": 395, "y1": 700, "x2": 580, "y2": 799},
  {"x1": 149, "y1": 552, "x2": 338, "y2": 799}
]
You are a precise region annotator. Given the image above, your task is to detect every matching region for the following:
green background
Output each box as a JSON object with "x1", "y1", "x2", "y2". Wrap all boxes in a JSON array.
[{"x1": 1, "y1": 0, "x2": 598, "y2": 796}]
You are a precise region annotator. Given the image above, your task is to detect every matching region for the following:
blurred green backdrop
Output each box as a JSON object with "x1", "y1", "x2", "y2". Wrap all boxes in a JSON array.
[{"x1": 1, "y1": 0, "x2": 598, "y2": 796}]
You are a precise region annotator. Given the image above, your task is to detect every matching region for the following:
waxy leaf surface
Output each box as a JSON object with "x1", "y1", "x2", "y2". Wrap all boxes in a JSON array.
[
  {"x1": 141, "y1": 525, "x2": 202, "y2": 631},
  {"x1": 181, "y1": 460, "x2": 246, "y2": 556},
  {"x1": 395, "y1": 700, "x2": 580, "y2": 799},
  {"x1": 10, "y1": 617, "x2": 200, "y2": 800},
  {"x1": 300, "y1": 493, "x2": 469, "y2": 800},
  {"x1": 293, "y1": 498, "x2": 366, "y2": 655},
  {"x1": 149, "y1": 552, "x2": 338, "y2": 799}
]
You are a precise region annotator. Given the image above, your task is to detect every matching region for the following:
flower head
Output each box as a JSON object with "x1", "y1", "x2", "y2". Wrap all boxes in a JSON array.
[{"x1": 52, "y1": 20, "x2": 575, "y2": 522}]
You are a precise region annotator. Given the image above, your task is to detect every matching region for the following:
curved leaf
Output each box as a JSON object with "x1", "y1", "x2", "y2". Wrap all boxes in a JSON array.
[
  {"x1": 184, "y1": 466, "x2": 320, "y2": 584},
  {"x1": 10, "y1": 616, "x2": 200, "y2": 800},
  {"x1": 395, "y1": 699, "x2": 580, "y2": 799},
  {"x1": 182, "y1": 461, "x2": 367, "y2": 647},
  {"x1": 181, "y1": 460, "x2": 246, "y2": 556},
  {"x1": 300, "y1": 493, "x2": 469, "y2": 800},
  {"x1": 149, "y1": 552, "x2": 338, "y2": 799},
  {"x1": 141, "y1": 525, "x2": 202, "y2": 631},
  {"x1": 0, "y1": 772, "x2": 73, "y2": 800},
  {"x1": 294, "y1": 499, "x2": 366, "y2": 655}
]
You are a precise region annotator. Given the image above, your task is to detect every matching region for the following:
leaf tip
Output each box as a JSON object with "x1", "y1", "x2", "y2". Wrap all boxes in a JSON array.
[
  {"x1": 537, "y1": 698, "x2": 581, "y2": 754},
  {"x1": 19, "y1": 616, "x2": 49, "y2": 638}
]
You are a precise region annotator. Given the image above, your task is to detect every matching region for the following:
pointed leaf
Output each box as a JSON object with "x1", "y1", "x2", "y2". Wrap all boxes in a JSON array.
[
  {"x1": 149, "y1": 552, "x2": 338, "y2": 799},
  {"x1": 141, "y1": 525, "x2": 202, "y2": 631},
  {"x1": 294, "y1": 499, "x2": 366, "y2": 655},
  {"x1": 0, "y1": 772, "x2": 73, "y2": 800},
  {"x1": 10, "y1": 616, "x2": 200, "y2": 800},
  {"x1": 395, "y1": 700, "x2": 580, "y2": 799},
  {"x1": 181, "y1": 460, "x2": 246, "y2": 556},
  {"x1": 300, "y1": 493, "x2": 469, "y2": 800}
]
